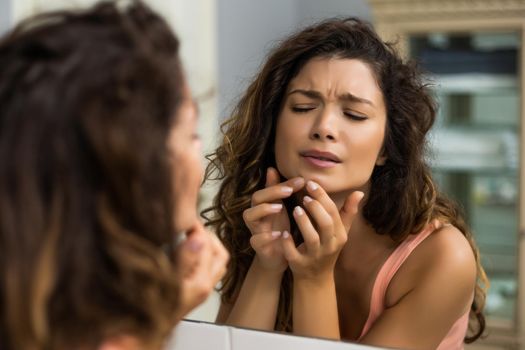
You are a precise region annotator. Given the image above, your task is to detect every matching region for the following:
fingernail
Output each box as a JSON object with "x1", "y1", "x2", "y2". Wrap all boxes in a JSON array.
[
  {"x1": 271, "y1": 203, "x2": 283, "y2": 211},
  {"x1": 271, "y1": 231, "x2": 281, "y2": 238},
  {"x1": 282, "y1": 230, "x2": 290, "y2": 239},
  {"x1": 293, "y1": 178, "x2": 304, "y2": 187},
  {"x1": 294, "y1": 206, "x2": 304, "y2": 216},
  {"x1": 281, "y1": 186, "x2": 293, "y2": 194},
  {"x1": 187, "y1": 240, "x2": 203, "y2": 252},
  {"x1": 303, "y1": 195, "x2": 313, "y2": 204},
  {"x1": 307, "y1": 181, "x2": 318, "y2": 191}
]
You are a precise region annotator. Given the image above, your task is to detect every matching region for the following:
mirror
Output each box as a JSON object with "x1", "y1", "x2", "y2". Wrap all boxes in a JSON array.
[
  {"x1": 186, "y1": 0, "x2": 373, "y2": 327},
  {"x1": 4, "y1": 0, "x2": 525, "y2": 348},
  {"x1": 186, "y1": 2, "x2": 524, "y2": 349}
]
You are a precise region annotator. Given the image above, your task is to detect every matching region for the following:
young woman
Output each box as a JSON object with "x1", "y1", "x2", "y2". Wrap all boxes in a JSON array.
[
  {"x1": 0, "y1": 1, "x2": 228, "y2": 350},
  {"x1": 205, "y1": 18, "x2": 487, "y2": 349}
]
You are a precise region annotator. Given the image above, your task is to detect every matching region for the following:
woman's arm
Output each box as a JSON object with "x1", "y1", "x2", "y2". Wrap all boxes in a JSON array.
[
  {"x1": 176, "y1": 224, "x2": 230, "y2": 322},
  {"x1": 281, "y1": 181, "x2": 363, "y2": 340},
  {"x1": 360, "y1": 225, "x2": 477, "y2": 349},
  {"x1": 216, "y1": 168, "x2": 305, "y2": 330},
  {"x1": 293, "y1": 274, "x2": 340, "y2": 339},
  {"x1": 216, "y1": 257, "x2": 283, "y2": 330}
]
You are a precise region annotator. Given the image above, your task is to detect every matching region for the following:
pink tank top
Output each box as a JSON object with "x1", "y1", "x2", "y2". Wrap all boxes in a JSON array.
[{"x1": 357, "y1": 221, "x2": 470, "y2": 350}]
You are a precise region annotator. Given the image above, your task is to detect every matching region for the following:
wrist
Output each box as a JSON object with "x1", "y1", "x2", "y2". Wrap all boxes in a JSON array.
[
  {"x1": 293, "y1": 271, "x2": 334, "y2": 288},
  {"x1": 252, "y1": 256, "x2": 286, "y2": 279}
]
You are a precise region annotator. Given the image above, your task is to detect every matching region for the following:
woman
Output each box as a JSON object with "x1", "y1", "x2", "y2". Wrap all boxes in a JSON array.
[
  {"x1": 0, "y1": 1, "x2": 228, "y2": 350},
  {"x1": 205, "y1": 18, "x2": 487, "y2": 349}
]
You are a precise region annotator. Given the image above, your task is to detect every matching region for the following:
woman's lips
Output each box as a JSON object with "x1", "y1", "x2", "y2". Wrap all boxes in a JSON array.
[
  {"x1": 300, "y1": 150, "x2": 341, "y2": 168},
  {"x1": 301, "y1": 155, "x2": 339, "y2": 168}
]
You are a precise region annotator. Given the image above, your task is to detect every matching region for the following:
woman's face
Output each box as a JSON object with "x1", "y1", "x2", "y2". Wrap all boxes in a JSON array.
[
  {"x1": 167, "y1": 84, "x2": 203, "y2": 232},
  {"x1": 274, "y1": 57, "x2": 387, "y2": 199}
]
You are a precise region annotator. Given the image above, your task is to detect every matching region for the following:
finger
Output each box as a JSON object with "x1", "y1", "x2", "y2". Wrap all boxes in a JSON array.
[
  {"x1": 340, "y1": 191, "x2": 365, "y2": 233},
  {"x1": 250, "y1": 167, "x2": 304, "y2": 206},
  {"x1": 180, "y1": 239, "x2": 213, "y2": 307},
  {"x1": 250, "y1": 231, "x2": 282, "y2": 250},
  {"x1": 206, "y1": 233, "x2": 229, "y2": 288},
  {"x1": 302, "y1": 195, "x2": 334, "y2": 245},
  {"x1": 209, "y1": 231, "x2": 229, "y2": 264},
  {"x1": 265, "y1": 166, "x2": 281, "y2": 187},
  {"x1": 209, "y1": 247, "x2": 228, "y2": 286},
  {"x1": 176, "y1": 224, "x2": 206, "y2": 272},
  {"x1": 177, "y1": 238, "x2": 202, "y2": 277},
  {"x1": 243, "y1": 203, "x2": 283, "y2": 227},
  {"x1": 305, "y1": 180, "x2": 339, "y2": 218},
  {"x1": 199, "y1": 236, "x2": 214, "y2": 279},
  {"x1": 266, "y1": 167, "x2": 304, "y2": 191},
  {"x1": 268, "y1": 167, "x2": 305, "y2": 192},
  {"x1": 281, "y1": 230, "x2": 302, "y2": 263},
  {"x1": 251, "y1": 185, "x2": 293, "y2": 207},
  {"x1": 293, "y1": 206, "x2": 320, "y2": 252},
  {"x1": 208, "y1": 230, "x2": 230, "y2": 268}
]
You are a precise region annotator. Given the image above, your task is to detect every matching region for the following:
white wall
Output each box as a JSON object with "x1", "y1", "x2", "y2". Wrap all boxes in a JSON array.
[
  {"x1": 217, "y1": 0, "x2": 372, "y2": 120},
  {"x1": 0, "y1": 0, "x2": 11, "y2": 35}
]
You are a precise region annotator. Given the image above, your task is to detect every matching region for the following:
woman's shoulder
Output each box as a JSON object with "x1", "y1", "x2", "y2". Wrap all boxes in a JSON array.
[
  {"x1": 416, "y1": 222, "x2": 476, "y2": 271},
  {"x1": 385, "y1": 222, "x2": 477, "y2": 309}
]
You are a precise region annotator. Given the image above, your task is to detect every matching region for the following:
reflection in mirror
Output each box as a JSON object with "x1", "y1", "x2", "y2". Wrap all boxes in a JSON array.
[
  {"x1": 198, "y1": 9, "x2": 490, "y2": 350},
  {"x1": 188, "y1": 0, "x2": 373, "y2": 325}
]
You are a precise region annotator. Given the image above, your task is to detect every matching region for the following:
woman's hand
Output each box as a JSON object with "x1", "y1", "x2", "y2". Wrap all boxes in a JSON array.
[
  {"x1": 242, "y1": 167, "x2": 304, "y2": 273},
  {"x1": 281, "y1": 180, "x2": 363, "y2": 282},
  {"x1": 176, "y1": 221, "x2": 229, "y2": 319}
]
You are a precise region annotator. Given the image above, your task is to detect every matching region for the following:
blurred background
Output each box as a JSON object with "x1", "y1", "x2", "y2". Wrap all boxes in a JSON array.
[{"x1": 1, "y1": 1, "x2": 523, "y2": 349}]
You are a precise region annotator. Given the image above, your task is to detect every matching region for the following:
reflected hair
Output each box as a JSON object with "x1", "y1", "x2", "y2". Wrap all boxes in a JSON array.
[
  {"x1": 0, "y1": 1, "x2": 184, "y2": 349},
  {"x1": 203, "y1": 18, "x2": 487, "y2": 342}
]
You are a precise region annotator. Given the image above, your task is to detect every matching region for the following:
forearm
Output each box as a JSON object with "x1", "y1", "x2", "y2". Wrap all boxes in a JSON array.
[
  {"x1": 293, "y1": 275, "x2": 340, "y2": 339},
  {"x1": 225, "y1": 258, "x2": 284, "y2": 330}
]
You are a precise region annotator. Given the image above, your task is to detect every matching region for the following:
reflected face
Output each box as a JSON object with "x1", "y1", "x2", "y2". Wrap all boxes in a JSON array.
[
  {"x1": 274, "y1": 57, "x2": 387, "y2": 198},
  {"x1": 168, "y1": 84, "x2": 203, "y2": 232}
]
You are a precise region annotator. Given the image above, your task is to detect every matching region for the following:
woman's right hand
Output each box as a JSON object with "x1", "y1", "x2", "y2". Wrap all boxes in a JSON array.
[
  {"x1": 242, "y1": 167, "x2": 304, "y2": 272},
  {"x1": 176, "y1": 222, "x2": 229, "y2": 319}
]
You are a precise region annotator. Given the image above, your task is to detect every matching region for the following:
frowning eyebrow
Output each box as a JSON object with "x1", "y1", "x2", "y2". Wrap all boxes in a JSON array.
[{"x1": 287, "y1": 89, "x2": 374, "y2": 107}]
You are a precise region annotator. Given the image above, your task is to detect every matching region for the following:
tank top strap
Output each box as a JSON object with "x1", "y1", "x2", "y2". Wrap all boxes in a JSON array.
[{"x1": 358, "y1": 220, "x2": 440, "y2": 339}]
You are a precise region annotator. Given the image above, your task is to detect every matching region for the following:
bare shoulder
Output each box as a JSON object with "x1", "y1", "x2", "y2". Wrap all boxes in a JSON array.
[
  {"x1": 417, "y1": 223, "x2": 477, "y2": 274},
  {"x1": 386, "y1": 223, "x2": 477, "y2": 311}
]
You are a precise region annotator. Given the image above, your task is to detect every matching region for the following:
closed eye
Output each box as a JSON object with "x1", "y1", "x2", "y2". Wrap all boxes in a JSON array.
[
  {"x1": 344, "y1": 112, "x2": 368, "y2": 121},
  {"x1": 291, "y1": 106, "x2": 316, "y2": 113}
]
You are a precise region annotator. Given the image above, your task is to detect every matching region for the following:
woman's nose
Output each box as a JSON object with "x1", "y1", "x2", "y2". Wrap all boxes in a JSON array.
[{"x1": 310, "y1": 107, "x2": 337, "y2": 141}]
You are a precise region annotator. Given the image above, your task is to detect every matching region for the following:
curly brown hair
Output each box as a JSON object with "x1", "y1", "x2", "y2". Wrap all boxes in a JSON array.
[
  {"x1": 0, "y1": 1, "x2": 184, "y2": 349},
  {"x1": 203, "y1": 18, "x2": 487, "y2": 343}
]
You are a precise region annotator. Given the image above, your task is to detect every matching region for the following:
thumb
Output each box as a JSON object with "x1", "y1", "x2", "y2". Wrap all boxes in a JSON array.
[
  {"x1": 177, "y1": 235, "x2": 203, "y2": 277},
  {"x1": 340, "y1": 191, "x2": 364, "y2": 233},
  {"x1": 265, "y1": 167, "x2": 280, "y2": 188}
]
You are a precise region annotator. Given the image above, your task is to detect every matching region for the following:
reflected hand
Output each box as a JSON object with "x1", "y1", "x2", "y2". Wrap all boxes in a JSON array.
[
  {"x1": 176, "y1": 221, "x2": 229, "y2": 319},
  {"x1": 281, "y1": 181, "x2": 363, "y2": 282},
  {"x1": 243, "y1": 167, "x2": 304, "y2": 273}
]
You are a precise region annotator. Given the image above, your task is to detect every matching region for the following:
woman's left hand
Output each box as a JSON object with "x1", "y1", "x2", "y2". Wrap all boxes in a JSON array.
[{"x1": 281, "y1": 181, "x2": 363, "y2": 282}]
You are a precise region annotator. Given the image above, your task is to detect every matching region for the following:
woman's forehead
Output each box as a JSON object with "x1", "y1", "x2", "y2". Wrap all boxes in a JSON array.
[{"x1": 286, "y1": 57, "x2": 383, "y2": 104}]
